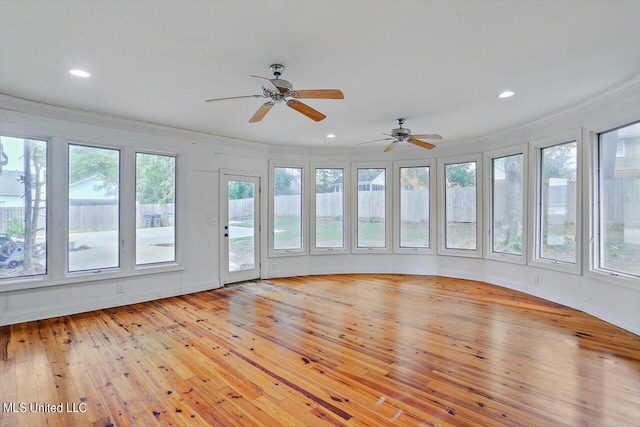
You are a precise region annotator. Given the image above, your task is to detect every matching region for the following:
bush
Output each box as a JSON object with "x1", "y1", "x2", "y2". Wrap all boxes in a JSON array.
[{"x1": 4, "y1": 217, "x2": 25, "y2": 237}]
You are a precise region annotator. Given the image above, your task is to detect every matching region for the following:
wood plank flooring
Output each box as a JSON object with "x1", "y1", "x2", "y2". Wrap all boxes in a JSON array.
[{"x1": 1, "y1": 274, "x2": 639, "y2": 426}]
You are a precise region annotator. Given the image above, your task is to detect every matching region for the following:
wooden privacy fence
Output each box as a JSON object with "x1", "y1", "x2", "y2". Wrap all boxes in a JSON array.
[
  {"x1": 0, "y1": 203, "x2": 175, "y2": 233},
  {"x1": 2, "y1": 177, "x2": 639, "y2": 232}
]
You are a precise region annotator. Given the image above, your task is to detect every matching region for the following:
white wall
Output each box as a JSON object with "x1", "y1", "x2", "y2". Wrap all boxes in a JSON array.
[{"x1": 0, "y1": 77, "x2": 638, "y2": 334}]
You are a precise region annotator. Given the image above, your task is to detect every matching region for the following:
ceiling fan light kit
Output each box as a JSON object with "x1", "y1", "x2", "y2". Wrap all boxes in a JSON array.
[{"x1": 206, "y1": 64, "x2": 344, "y2": 123}]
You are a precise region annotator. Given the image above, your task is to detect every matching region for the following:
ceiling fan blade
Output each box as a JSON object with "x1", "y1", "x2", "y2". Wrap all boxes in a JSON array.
[
  {"x1": 250, "y1": 75, "x2": 279, "y2": 92},
  {"x1": 357, "y1": 137, "x2": 394, "y2": 146},
  {"x1": 205, "y1": 95, "x2": 262, "y2": 102},
  {"x1": 291, "y1": 89, "x2": 344, "y2": 99},
  {"x1": 408, "y1": 138, "x2": 436, "y2": 150},
  {"x1": 384, "y1": 142, "x2": 398, "y2": 153},
  {"x1": 248, "y1": 101, "x2": 274, "y2": 123},
  {"x1": 286, "y1": 99, "x2": 326, "y2": 121},
  {"x1": 412, "y1": 134, "x2": 443, "y2": 140}
]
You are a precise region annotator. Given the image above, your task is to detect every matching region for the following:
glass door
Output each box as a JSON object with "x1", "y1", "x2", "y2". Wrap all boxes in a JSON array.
[{"x1": 221, "y1": 174, "x2": 260, "y2": 284}]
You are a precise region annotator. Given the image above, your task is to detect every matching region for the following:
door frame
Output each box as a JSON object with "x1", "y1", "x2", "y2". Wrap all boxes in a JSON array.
[{"x1": 219, "y1": 169, "x2": 265, "y2": 285}]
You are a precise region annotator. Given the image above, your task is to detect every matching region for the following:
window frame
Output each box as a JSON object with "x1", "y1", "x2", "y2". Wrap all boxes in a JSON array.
[
  {"x1": 351, "y1": 162, "x2": 392, "y2": 254},
  {"x1": 0, "y1": 133, "x2": 51, "y2": 283},
  {"x1": 437, "y1": 153, "x2": 483, "y2": 258},
  {"x1": 483, "y1": 145, "x2": 528, "y2": 264},
  {"x1": 134, "y1": 150, "x2": 179, "y2": 267},
  {"x1": 585, "y1": 117, "x2": 640, "y2": 285},
  {"x1": 310, "y1": 162, "x2": 350, "y2": 255},
  {"x1": 67, "y1": 141, "x2": 123, "y2": 274},
  {"x1": 528, "y1": 130, "x2": 582, "y2": 275},
  {"x1": 0, "y1": 129, "x2": 184, "y2": 292},
  {"x1": 269, "y1": 160, "x2": 309, "y2": 257},
  {"x1": 393, "y1": 159, "x2": 436, "y2": 255}
]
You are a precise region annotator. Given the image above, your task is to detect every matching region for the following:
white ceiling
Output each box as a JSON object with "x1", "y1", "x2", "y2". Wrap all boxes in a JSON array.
[{"x1": 1, "y1": 0, "x2": 639, "y2": 149}]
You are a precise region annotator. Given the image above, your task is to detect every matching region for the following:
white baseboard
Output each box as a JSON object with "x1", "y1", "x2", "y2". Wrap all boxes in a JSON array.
[
  {"x1": 0, "y1": 287, "x2": 181, "y2": 326},
  {"x1": 181, "y1": 280, "x2": 221, "y2": 294},
  {"x1": 584, "y1": 302, "x2": 640, "y2": 335},
  {"x1": 483, "y1": 274, "x2": 528, "y2": 293},
  {"x1": 437, "y1": 268, "x2": 482, "y2": 282},
  {"x1": 528, "y1": 286, "x2": 583, "y2": 311},
  {"x1": 0, "y1": 280, "x2": 222, "y2": 326}
]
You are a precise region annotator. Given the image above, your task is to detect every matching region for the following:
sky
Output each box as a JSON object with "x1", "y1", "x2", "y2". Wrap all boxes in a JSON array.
[{"x1": 1, "y1": 136, "x2": 39, "y2": 171}]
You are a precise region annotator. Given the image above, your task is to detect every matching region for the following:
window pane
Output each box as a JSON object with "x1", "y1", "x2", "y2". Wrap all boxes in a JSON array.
[
  {"x1": 492, "y1": 154, "x2": 523, "y2": 255},
  {"x1": 315, "y1": 168, "x2": 344, "y2": 248},
  {"x1": 136, "y1": 153, "x2": 176, "y2": 265},
  {"x1": 539, "y1": 141, "x2": 577, "y2": 263},
  {"x1": 357, "y1": 168, "x2": 386, "y2": 248},
  {"x1": 400, "y1": 166, "x2": 429, "y2": 248},
  {"x1": 274, "y1": 167, "x2": 302, "y2": 250},
  {"x1": 228, "y1": 180, "x2": 255, "y2": 271},
  {"x1": 445, "y1": 162, "x2": 477, "y2": 250},
  {"x1": 598, "y1": 122, "x2": 640, "y2": 277},
  {"x1": 0, "y1": 136, "x2": 47, "y2": 279},
  {"x1": 68, "y1": 145, "x2": 120, "y2": 272}
]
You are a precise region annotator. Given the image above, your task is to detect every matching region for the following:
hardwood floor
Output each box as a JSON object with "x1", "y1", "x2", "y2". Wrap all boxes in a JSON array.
[{"x1": 1, "y1": 274, "x2": 639, "y2": 426}]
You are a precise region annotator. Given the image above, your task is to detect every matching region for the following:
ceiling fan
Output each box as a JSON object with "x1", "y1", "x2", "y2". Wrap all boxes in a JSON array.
[
  {"x1": 205, "y1": 64, "x2": 344, "y2": 123},
  {"x1": 358, "y1": 118, "x2": 442, "y2": 152}
]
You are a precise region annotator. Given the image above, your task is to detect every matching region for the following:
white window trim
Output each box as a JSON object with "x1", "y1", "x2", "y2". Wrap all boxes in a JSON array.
[
  {"x1": 528, "y1": 129, "x2": 582, "y2": 275},
  {"x1": 483, "y1": 145, "x2": 528, "y2": 265},
  {"x1": 134, "y1": 150, "x2": 180, "y2": 268},
  {"x1": 393, "y1": 159, "x2": 436, "y2": 255},
  {"x1": 352, "y1": 162, "x2": 392, "y2": 254},
  {"x1": 310, "y1": 162, "x2": 350, "y2": 255},
  {"x1": 67, "y1": 141, "x2": 124, "y2": 274},
  {"x1": 269, "y1": 160, "x2": 309, "y2": 257},
  {"x1": 0, "y1": 130, "x2": 185, "y2": 292},
  {"x1": 584, "y1": 116, "x2": 640, "y2": 287},
  {"x1": 437, "y1": 153, "x2": 483, "y2": 258}
]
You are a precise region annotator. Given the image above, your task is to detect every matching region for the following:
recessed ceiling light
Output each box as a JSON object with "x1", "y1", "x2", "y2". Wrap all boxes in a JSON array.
[
  {"x1": 69, "y1": 69, "x2": 90, "y2": 78},
  {"x1": 326, "y1": 134, "x2": 336, "y2": 138},
  {"x1": 498, "y1": 90, "x2": 515, "y2": 98}
]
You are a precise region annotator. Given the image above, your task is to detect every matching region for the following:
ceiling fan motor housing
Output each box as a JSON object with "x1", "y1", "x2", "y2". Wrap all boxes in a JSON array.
[{"x1": 392, "y1": 127, "x2": 411, "y2": 140}]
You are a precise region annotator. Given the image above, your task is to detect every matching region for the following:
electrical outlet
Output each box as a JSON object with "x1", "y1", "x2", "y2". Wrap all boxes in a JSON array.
[
  {"x1": 532, "y1": 275, "x2": 539, "y2": 285},
  {"x1": 117, "y1": 284, "x2": 125, "y2": 294},
  {"x1": 271, "y1": 262, "x2": 277, "y2": 271}
]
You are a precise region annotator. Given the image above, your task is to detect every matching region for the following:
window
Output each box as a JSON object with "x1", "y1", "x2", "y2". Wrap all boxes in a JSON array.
[
  {"x1": 136, "y1": 153, "x2": 176, "y2": 265},
  {"x1": 273, "y1": 166, "x2": 304, "y2": 252},
  {"x1": 0, "y1": 136, "x2": 47, "y2": 279},
  {"x1": 356, "y1": 167, "x2": 388, "y2": 248},
  {"x1": 399, "y1": 166, "x2": 431, "y2": 249},
  {"x1": 313, "y1": 167, "x2": 345, "y2": 250},
  {"x1": 68, "y1": 144, "x2": 120, "y2": 272},
  {"x1": 445, "y1": 161, "x2": 477, "y2": 250},
  {"x1": 596, "y1": 122, "x2": 640, "y2": 277},
  {"x1": 491, "y1": 153, "x2": 524, "y2": 256},
  {"x1": 538, "y1": 141, "x2": 577, "y2": 264}
]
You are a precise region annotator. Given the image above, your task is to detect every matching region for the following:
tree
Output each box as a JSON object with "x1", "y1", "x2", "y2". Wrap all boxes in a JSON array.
[
  {"x1": 315, "y1": 169, "x2": 342, "y2": 193},
  {"x1": 274, "y1": 168, "x2": 300, "y2": 196},
  {"x1": 136, "y1": 154, "x2": 175, "y2": 203},
  {"x1": 228, "y1": 181, "x2": 254, "y2": 200},
  {"x1": 21, "y1": 139, "x2": 46, "y2": 272},
  {"x1": 69, "y1": 145, "x2": 119, "y2": 196},
  {"x1": 401, "y1": 167, "x2": 429, "y2": 189},
  {"x1": 446, "y1": 163, "x2": 475, "y2": 187}
]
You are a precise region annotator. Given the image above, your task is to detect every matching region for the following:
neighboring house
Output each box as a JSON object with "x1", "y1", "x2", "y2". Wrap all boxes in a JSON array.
[
  {"x1": 69, "y1": 174, "x2": 117, "y2": 201},
  {"x1": 615, "y1": 123, "x2": 640, "y2": 176},
  {"x1": 358, "y1": 171, "x2": 385, "y2": 191},
  {"x1": 0, "y1": 170, "x2": 24, "y2": 207}
]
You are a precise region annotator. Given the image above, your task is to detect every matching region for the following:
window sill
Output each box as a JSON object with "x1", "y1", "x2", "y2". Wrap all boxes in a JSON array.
[{"x1": 585, "y1": 269, "x2": 640, "y2": 290}]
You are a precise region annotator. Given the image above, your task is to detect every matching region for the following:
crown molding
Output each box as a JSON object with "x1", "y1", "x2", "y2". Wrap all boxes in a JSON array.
[{"x1": 0, "y1": 93, "x2": 269, "y2": 153}]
